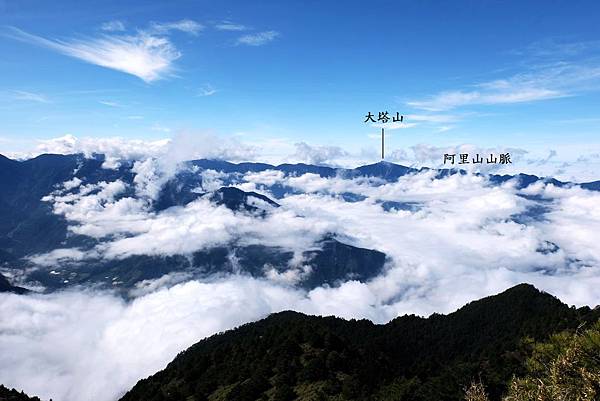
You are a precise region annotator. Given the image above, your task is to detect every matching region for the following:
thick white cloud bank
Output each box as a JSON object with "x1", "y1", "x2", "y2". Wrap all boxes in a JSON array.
[
  {"x1": 1, "y1": 269, "x2": 599, "y2": 401},
  {"x1": 0, "y1": 279, "x2": 301, "y2": 401},
  {"x1": 1, "y1": 148, "x2": 600, "y2": 401},
  {"x1": 2, "y1": 270, "x2": 599, "y2": 401}
]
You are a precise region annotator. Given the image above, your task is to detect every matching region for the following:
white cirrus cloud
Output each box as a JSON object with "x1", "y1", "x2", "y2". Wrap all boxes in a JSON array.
[
  {"x1": 405, "y1": 113, "x2": 460, "y2": 123},
  {"x1": 512, "y1": 39, "x2": 600, "y2": 58},
  {"x1": 198, "y1": 83, "x2": 217, "y2": 96},
  {"x1": 9, "y1": 90, "x2": 50, "y2": 103},
  {"x1": 100, "y1": 20, "x2": 126, "y2": 32},
  {"x1": 436, "y1": 125, "x2": 453, "y2": 132},
  {"x1": 407, "y1": 87, "x2": 563, "y2": 111},
  {"x1": 98, "y1": 100, "x2": 122, "y2": 107},
  {"x1": 5, "y1": 27, "x2": 181, "y2": 82},
  {"x1": 407, "y1": 61, "x2": 600, "y2": 111},
  {"x1": 215, "y1": 21, "x2": 248, "y2": 31},
  {"x1": 371, "y1": 121, "x2": 418, "y2": 131},
  {"x1": 236, "y1": 30, "x2": 279, "y2": 46},
  {"x1": 148, "y1": 19, "x2": 204, "y2": 35}
]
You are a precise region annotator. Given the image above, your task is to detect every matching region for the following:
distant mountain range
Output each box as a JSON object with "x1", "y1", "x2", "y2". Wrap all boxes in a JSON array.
[{"x1": 0, "y1": 153, "x2": 598, "y2": 294}]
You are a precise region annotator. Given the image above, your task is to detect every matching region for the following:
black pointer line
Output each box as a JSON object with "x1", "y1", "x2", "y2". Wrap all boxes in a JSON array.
[{"x1": 381, "y1": 127, "x2": 385, "y2": 160}]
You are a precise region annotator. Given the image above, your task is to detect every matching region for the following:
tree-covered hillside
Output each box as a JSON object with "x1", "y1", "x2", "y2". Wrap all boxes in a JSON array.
[{"x1": 119, "y1": 284, "x2": 600, "y2": 401}]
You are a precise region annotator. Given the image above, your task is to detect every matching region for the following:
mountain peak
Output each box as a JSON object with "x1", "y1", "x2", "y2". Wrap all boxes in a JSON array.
[
  {"x1": 0, "y1": 273, "x2": 29, "y2": 295},
  {"x1": 209, "y1": 186, "x2": 280, "y2": 213}
]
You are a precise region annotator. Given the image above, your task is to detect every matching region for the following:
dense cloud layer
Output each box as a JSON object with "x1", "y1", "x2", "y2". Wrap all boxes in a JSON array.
[
  {"x1": 3, "y1": 270, "x2": 599, "y2": 401},
  {"x1": 35, "y1": 159, "x2": 600, "y2": 280},
  {"x1": 1, "y1": 151, "x2": 600, "y2": 401}
]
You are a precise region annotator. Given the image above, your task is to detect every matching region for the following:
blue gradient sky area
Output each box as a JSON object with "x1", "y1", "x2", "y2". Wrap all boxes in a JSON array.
[{"x1": 1, "y1": 0, "x2": 600, "y2": 168}]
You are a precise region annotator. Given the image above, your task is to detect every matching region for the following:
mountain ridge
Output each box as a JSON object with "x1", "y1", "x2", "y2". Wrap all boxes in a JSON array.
[
  {"x1": 1, "y1": 152, "x2": 598, "y2": 294},
  {"x1": 119, "y1": 283, "x2": 600, "y2": 401},
  {"x1": 0, "y1": 385, "x2": 42, "y2": 401},
  {"x1": 2, "y1": 153, "x2": 599, "y2": 187}
]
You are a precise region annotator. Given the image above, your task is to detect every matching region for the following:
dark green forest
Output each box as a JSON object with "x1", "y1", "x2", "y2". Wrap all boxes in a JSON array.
[{"x1": 119, "y1": 284, "x2": 600, "y2": 401}]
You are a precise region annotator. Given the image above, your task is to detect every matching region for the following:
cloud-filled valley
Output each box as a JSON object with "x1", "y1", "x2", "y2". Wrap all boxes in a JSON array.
[
  {"x1": 3, "y1": 3, "x2": 600, "y2": 400},
  {"x1": 1, "y1": 148, "x2": 600, "y2": 401}
]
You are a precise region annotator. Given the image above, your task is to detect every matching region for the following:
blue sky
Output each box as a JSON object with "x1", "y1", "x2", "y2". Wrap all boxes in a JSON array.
[{"x1": 1, "y1": 0, "x2": 600, "y2": 173}]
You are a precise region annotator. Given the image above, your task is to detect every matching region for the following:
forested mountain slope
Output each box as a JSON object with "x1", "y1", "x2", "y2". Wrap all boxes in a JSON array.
[{"x1": 120, "y1": 284, "x2": 600, "y2": 401}]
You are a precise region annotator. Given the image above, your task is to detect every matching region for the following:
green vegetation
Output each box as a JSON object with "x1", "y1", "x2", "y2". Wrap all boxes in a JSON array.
[
  {"x1": 119, "y1": 284, "x2": 600, "y2": 401},
  {"x1": 464, "y1": 381, "x2": 490, "y2": 401},
  {"x1": 504, "y1": 320, "x2": 600, "y2": 401},
  {"x1": 463, "y1": 320, "x2": 600, "y2": 401}
]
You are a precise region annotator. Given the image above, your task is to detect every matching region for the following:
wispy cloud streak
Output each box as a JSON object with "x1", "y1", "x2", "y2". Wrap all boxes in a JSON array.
[
  {"x1": 408, "y1": 61, "x2": 600, "y2": 111},
  {"x1": 148, "y1": 19, "x2": 204, "y2": 35},
  {"x1": 215, "y1": 21, "x2": 248, "y2": 31},
  {"x1": 4, "y1": 26, "x2": 181, "y2": 82},
  {"x1": 236, "y1": 31, "x2": 279, "y2": 46},
  {"x1": 100, "y1": 20, "x2": 126, "y2": 32},
  {"x1": 9, "y1": 90, "x2": 50, "y2": 103}
]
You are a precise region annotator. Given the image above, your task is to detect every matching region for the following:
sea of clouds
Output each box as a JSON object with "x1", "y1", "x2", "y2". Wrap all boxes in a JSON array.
[{"x1": 1, "y1": 136, "x2": 600, "y2": 401}]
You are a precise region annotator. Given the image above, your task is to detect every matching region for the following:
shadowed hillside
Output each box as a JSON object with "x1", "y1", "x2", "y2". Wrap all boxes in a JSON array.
[
  {"x1": 0, "y1": 385, "x2": 42, "y2": 401},
  {"x1": 119, "y1": 284, "x2": 600, "y2": 401}
]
